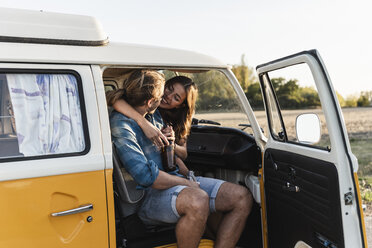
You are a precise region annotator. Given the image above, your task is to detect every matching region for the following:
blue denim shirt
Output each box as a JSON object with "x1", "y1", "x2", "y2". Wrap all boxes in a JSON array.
[{"x1": 110, "y1": 109, "x2": 180, "y2": 189}]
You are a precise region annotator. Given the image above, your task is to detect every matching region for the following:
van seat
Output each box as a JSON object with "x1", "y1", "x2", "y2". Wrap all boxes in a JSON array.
[
  {"x1": 0, "y1": 134, "x2": 21, "y2": 157},
  {"x1": 112, "y1": 144, "x2": 144, "y2": 217},
  {"x1": 112, "y1": 144, "x2": 179, "y2": 248},
  {"x1": 0, "y1": 79, "x2": 21, "y2": 158}
]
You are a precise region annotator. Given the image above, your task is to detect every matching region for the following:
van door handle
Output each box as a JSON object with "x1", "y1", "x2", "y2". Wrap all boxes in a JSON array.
[
  {"x1": 282, "y1": 182, "x2": 300, "y2": 192},
  {"x1": 51, "y1": 204, "x2": 93, "y2": 217}
]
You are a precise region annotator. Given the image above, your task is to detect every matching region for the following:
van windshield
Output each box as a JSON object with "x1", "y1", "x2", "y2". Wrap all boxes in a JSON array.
[{"x1": 163, "y1": 70, "x2": 251, "y2": 133}]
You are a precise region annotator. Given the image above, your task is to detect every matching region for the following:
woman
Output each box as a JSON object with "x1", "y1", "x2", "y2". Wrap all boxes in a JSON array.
[{"x1": 108, "y1": 75, "x2": 198, "y2": 176}]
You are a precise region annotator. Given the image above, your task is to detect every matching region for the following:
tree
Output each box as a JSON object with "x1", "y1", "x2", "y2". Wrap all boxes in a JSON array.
[
  {"x1": 357, "y1": 95, "x2": 370, "y2": 107},
  {"x1": 345, "y1": 95, "x2": 358, "y2": 107},
  {"x1": 270, "y1": 78, "x2": 303, "y2": 109},
  {"x1": 184, "y1": 70, "x2": 238, "y2": 111},
  {"x1": 270, "y1": 77, "x2": 286, "y2": 92},
  {"x1": 357, "y1": 91, "x2": 372, "y2": 107},
  {"x1": 336, "y1": 92, "x2": 345, "y2": 107},
  {"x1": 231, "y1": 54, "x2": 258, "y2": 92},
  {"x1": 245, "y1": 82, "x2": 263, "y2": 109},
  {"x1": 300, "y1": 87, "x2": 320, "y2": 107}
]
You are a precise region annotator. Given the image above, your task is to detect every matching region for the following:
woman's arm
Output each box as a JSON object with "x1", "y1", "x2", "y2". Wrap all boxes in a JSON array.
[
  {"x1": 174, "y1": 138, "x2": 188, "y2": 160},
  {"x1": 113, "y1": 99, "x2": 143, "y2": 123},
  {"x1": 176, "y1": 156, "x2": 189, "y2": 176},
  {"x1": 113, "y1": 99, "x2": 168, "y2": 146}
]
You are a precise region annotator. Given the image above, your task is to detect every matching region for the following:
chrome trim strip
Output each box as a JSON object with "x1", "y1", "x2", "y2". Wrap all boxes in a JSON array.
[{"x1": 0, "y1": 35, "x2": 109, "y2": 46}]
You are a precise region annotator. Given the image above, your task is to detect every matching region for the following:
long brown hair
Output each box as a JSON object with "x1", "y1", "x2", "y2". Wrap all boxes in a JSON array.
[
  {"x1": 106, "y1": 70, "x2": 165, "y2": 107},
  {"x1": 159, "y1": 76, "x2": 198, "y2": 142}
]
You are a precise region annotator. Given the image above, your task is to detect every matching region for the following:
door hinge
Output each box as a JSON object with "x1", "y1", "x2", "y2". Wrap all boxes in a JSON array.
[{"x1": 344, "y1": 192, "x2": 353, "y2": 205}]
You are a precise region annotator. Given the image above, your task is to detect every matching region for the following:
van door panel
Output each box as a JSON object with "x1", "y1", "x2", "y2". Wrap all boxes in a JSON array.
[
  {"x1": 0, "y1": 170, "x2": 108, "y2": 247},
  {"x1": 264, "y1": 148, "x2": 343, "y2": 247}
]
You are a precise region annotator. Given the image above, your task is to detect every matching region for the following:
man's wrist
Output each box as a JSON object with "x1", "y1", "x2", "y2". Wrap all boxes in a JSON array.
[{"x1": 182, "y1": 178, "x2": 191, "y2": 187}]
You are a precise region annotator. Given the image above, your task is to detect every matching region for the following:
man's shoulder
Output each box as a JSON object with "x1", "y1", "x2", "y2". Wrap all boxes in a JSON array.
[
  {"x1": 110, "y1": 110, "x2": 139, "y2": 131},
  {"x1": 153, "y1": 109, "x2": 163, "y2": 121},
  {"x1": 150, "y1": 109, "x2": 164, "y2": 128}
]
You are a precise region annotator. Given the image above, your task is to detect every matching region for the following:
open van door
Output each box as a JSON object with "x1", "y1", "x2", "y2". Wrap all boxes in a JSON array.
[{"x1": 257, "y1": 50, "x2": 366, "y2": 247}]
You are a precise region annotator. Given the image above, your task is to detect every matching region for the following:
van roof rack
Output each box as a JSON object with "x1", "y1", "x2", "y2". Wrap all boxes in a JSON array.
[{"x1": 0, "y1": 8, "x2": 108, "y2": 46}]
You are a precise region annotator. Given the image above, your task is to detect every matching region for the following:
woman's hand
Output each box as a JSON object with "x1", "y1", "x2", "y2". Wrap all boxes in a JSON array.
[
  {"x1": 112, "y1": 99, "x2": 168, "y2": 147},
  {"x1": 138, "y1": 118, "x2": 169, "y2": 147},
  {"x1": 161, "y1": 125, "x2": 176, "y2": 143}
]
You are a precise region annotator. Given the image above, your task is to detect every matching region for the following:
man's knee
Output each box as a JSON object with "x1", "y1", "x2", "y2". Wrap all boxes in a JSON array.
[
  {"x1": 186, "y1": 189, "x2": 209, "y2": 216},
  {"x1": 220, "y1": 183, "x2": 253, "y2": 212},
  {"x1": 177, "y1": 188, "x2": 209, "y2": 218},
  {"x1": 234, "y1": 186, "x2": 253, "y2": 210}
]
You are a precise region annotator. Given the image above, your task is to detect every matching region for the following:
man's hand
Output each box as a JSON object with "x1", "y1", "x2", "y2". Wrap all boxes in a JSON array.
[
  {"x1": 185, "y1": 180, "x2": 201, "y2": 189},
  {"x1": 152, "y1": 170, "x2": 200, "y2": 190}
]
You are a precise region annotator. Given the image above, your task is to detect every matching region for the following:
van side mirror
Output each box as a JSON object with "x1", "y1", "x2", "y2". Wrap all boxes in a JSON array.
[{"x1": 296, "y1": 113, "x2": 321, "y2": 144}]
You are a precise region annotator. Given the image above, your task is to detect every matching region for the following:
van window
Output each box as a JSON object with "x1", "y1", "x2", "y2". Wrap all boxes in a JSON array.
[
  {"x1": 0, "y1": 73, "x2": 86, "y2": 159},
  {"x1": 164, "y1": 70, "x2": 251, "y2": 133},
  {"x1": 264, "y1": 63, "x2": 331, "y2": 149}
]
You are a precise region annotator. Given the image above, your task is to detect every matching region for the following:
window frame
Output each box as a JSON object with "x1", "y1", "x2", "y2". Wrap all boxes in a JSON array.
[
  {"x1": 0, "y1": 68, "x2": 91, "y2": 163},
  {"x1": 260, "y1": 70, "x2": 330, "y2": 152}
]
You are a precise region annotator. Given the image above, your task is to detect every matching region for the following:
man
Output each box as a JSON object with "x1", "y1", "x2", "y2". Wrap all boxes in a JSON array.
[{"x1": 110, "y1": 70, "x2": 253, "y2": 248}]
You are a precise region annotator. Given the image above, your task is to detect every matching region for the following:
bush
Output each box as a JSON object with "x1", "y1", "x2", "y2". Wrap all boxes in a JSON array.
[{"x1": 360, "y1": 178, "x2": 372, "y2": 203}]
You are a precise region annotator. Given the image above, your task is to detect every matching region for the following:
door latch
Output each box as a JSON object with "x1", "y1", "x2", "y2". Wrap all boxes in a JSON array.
[
  {"x1": 344, "y1": 192, "x2": 353, "y2": 205},
  {"x1": 282, "y1": 182, "x2": 300, "y2": 192}
]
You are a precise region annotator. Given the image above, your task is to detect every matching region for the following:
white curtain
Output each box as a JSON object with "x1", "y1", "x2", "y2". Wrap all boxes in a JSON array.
[{"x1": 7, "y1": 74, "x2": 85, "y2": 156}]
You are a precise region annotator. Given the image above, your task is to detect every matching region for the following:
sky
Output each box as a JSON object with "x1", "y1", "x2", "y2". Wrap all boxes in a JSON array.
[{"x1": 1, "y1": 0, "x2": 372, "y2": 97}]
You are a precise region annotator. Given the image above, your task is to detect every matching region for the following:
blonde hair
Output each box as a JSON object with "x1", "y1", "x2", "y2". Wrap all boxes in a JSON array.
[{"x1": 107, "y1": 70, "x2": 165, "y2": 107}]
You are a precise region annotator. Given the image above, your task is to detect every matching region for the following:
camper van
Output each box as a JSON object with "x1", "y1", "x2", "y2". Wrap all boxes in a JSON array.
[{"x1": 0, "y1": 7, "x2": 367, "y2": 248}]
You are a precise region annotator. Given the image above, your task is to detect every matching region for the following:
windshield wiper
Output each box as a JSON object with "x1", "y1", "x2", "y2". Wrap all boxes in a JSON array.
[{"x1": 239, "y1": 124, "x2": 264, "y2": 133}]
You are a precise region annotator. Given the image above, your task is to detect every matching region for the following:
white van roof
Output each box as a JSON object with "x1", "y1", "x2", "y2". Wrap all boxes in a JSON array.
[
  {"x1": 0, "y1": 8, "x2": 227, "y2": 69},
  {"x1": 0, "y1": 8, "x2": 108, "y2": 46}
]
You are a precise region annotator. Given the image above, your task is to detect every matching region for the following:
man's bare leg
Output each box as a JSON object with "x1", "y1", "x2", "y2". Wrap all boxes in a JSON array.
[
  {"x1": 204, "y1": 212, "x2": 223, "y2": 240},
  {"x1": 214, "y1": 182, "x2": 253, "y2": 248},
  {"x1": 175, "y1": 187, "x2": 210, "y2": 248}
]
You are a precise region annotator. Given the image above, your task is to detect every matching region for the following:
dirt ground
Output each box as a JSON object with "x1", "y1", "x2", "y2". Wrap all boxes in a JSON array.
[
  {"x1": 196, "y1": 107, "x2": 372, "y2": 139},
  {"x1": 366, "y1": 215, "x2": 372, "y2": 247}
]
